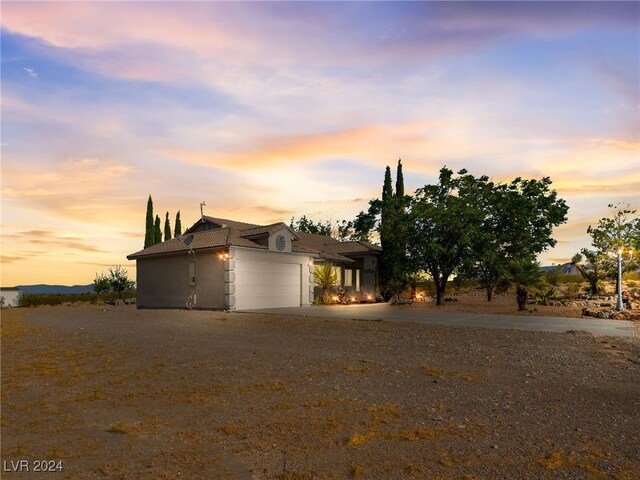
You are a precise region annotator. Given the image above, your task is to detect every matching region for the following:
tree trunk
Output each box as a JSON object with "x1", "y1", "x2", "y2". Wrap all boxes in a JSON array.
[
  {"x1": 410, "y1": 284, "x2": 417, "y2": 301},
  {"x1": 589, "y1": 280, "x2": 598, "y2": 295},
  {"x1": 486, "y1": 286, "x2": 493, "y2": 302},
  {"x1": 516, "y1": 286, "x2": 528, "y2": 311},
  {"x1": 435, "y1": 277, "x2": 448, "y2": 306}
]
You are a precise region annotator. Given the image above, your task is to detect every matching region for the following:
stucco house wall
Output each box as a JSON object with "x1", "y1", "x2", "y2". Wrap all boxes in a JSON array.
[{"x1": 136, "y1": 252, "x2": 225, "y2": 309}]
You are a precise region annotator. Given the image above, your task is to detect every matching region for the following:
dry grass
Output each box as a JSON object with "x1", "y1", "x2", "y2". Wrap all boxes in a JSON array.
[{"x1": 2, "y1": 305, "x2": 638, "y2": 479}]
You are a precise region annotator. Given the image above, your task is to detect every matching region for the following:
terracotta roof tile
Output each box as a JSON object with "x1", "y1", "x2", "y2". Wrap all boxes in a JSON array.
[{"x1": 129, "y1": 217, "x2": 381, "y2": 260}]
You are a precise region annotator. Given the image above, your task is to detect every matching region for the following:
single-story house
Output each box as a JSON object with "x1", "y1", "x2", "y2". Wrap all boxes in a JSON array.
[
  {"x1": 127, "y1": 216, "x2": 382, "y2": 310},
  {"x1": 0, "y1": 288, "x2": 22, "y2": 307}
]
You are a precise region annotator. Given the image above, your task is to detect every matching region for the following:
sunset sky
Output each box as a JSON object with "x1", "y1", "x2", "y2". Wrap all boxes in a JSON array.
[{"x1": 1, "y1": 1, "x2": 639, "y2": 286}]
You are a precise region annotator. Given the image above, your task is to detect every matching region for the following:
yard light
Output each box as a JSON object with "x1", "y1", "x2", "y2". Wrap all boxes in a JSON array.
[{"x1": 610, "y1": 246, "x2": 634, "y2": 311}]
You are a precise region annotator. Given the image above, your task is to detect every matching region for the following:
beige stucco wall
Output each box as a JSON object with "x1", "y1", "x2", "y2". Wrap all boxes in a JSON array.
[{"x1": 135, "y1": 251, "x2": 225, "y2": 309}]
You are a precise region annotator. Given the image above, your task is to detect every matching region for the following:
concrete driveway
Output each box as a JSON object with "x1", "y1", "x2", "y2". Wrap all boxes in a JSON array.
[{"x1": 239, "y1": 303, "x2": 638, "y2": 338}]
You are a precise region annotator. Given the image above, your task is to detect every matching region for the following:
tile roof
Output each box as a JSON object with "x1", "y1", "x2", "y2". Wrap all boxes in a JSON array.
[
  {"x1": 239, "y1": 222, "x2": 299, "y2": 239},
  {"x1": 128, "y1": 216, "x2": 381, "y2": 261}
]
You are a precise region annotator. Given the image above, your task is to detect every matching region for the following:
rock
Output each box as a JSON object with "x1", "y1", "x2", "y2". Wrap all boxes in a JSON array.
[{"x1": 115, "y1": 299, "x2": 125, "y2": 307}]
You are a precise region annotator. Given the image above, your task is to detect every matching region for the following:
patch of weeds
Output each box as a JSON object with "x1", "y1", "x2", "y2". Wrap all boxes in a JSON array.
[
  {"x1": 343, "y1": 365, "x2": 369, "y2": 374},
  {"x1": 347, "y1": 420, "x2": 489, "y2": 447},
  {"x1": 424, "y1": 366, "x2": 480, "y2": 381},
  {"x1": 106, "y1": 422, "x2": 132, "y2": 434},
  {"x1": 351, "y1": 464, "x2": 364, "y2": 478}
]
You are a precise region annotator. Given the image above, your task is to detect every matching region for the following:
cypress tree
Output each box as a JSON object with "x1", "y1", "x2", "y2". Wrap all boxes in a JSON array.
[
  {"x1": 395, "y1": 159, "x2": 404, "y2": 198},
  {"x1": 382, "y1": 166, "x2": 393, "y2": 202},
  {"x1": 154, "y1": 215, "x2": 162, "y2": 245},
  {"x1": 144, "y1": 195, "x2": 154, "y2": 248},
  {"x1": 174, "y1": 211, "x2": 182, "y2": 237},
  {"x1": 164, "y1": 212, "x2": 172, "y2": 241},
  {"x1": 379, "y1": 166, "x2": 395, "y2": 298}
]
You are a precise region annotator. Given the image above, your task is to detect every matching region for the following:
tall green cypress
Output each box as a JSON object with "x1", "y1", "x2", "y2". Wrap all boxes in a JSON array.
[
  {"x1": 395, "y1": 159, "x2": 404, "y2": 198},
  {"x1": 144, "y1": 195, "x2": 154, "y2": 248},
  {"x1": 379, "y1": 166, "x2": 395, "y2": 298},
  {"x1": 154, "y1": 215, "x2": 162, "y2": 245},
  {"x1": 174, "y1": 211, "x2": 182, "y2": 237},
  {"x1": 382, "y1": 166, "x2": 393, "y2": 202},
  {"x1": 164, "y1": 212, "x2": 172, "y2": 241}
]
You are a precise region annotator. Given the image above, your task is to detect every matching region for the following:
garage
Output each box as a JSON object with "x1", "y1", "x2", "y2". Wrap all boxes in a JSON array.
[{"x1": 234, "y1": 259, "x2": 302, "y2": 310}]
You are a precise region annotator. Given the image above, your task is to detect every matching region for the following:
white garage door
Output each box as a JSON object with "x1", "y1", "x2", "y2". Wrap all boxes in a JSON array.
[{"x1": 235, "y1": 261, "x2": 301, "y2": 309}]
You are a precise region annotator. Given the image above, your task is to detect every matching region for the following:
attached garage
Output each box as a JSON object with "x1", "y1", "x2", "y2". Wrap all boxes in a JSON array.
[
  {"x1": 232, "y1": 249, "x2": 310, "y2": 310},
  {"x1": 234, "y1": 260, "x2": 302, "y2": 310}
]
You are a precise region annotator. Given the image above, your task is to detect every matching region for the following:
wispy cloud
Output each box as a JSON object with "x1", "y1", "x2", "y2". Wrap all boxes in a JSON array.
[{"x1": 23, "y1": 67, "x2": 38, "y2": 79}]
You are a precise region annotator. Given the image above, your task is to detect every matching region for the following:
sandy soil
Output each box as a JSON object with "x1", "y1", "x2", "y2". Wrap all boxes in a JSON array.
[{"x1": 1, "y1": 304, "x2": 639, "y2": 479}]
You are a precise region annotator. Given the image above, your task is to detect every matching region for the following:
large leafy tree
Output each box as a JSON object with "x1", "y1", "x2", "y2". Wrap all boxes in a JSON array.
[
  {"x1": 174, "y1": 211, "x2": 182, "y2": 237},
  {"x1": 576, "y1": 203, "x2": 639, "y2": 294},
  {"x1": 164, "y1": 212, "x2": 172, "y2": 241},
  {"x1": 144, "y1": 195, "x2": 155, "y2": 248},
  {"x1": 461, "y1": 176, "x2": 568, "y2": 301},
  {"x1": 407, "y1": 168, "x2": 484, "y2": 305}
]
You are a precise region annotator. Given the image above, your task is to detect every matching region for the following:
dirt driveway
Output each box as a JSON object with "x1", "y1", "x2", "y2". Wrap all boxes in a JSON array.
[
  {"x1": 2, "y1": 305, "x2": 639, "y2": 479},
  {"x1": 242, "y1": 303, "x2": 638, "y2": 338}
]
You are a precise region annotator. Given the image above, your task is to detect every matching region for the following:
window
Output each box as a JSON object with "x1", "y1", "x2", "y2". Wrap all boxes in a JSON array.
[
  {"x1": 355, "y1": 270, "x2": 361, "y2": 291},
  {"x1": 344, "y1": 269, "x2": 353, "y2": 287},
  {"x1": 189, "y1": 262, "x2": 196, "y2": 286}
]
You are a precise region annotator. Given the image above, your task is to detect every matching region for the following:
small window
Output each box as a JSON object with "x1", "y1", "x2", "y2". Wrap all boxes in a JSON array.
[
  {"x1": 355, "y1": 270, "x2": 361, "y2": 292},
  {"x1": 189, "y1": 262, "x2": 196, "y2": 285},
  {"x1": 344, "y1": 269, "x2": 353, "y2": 287}
]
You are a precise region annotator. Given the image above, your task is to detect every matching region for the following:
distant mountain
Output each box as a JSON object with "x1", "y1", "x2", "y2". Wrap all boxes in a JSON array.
[
  {"x1": 13, "y1": 284, "x2": 94, "y2": 295},
  {"x1": 540, "y1": 263, "x2": 580, "y2": 276}
]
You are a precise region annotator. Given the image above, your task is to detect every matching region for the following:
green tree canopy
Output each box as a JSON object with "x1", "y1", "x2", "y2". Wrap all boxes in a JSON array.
[
  {"x1": 407, "y1": 167, "x2": 485, "y2": 305},
  {"x1": 587, "y1": 203, "x2": 639, "y2": 256},
  {"x1": 290, "y1": 215, "x2": 333, "y2": 236},
  {"x1": 460, "y1": 176, "x2": 568, "y2": 301},
  {"x1": 93, "y1": 272, "x2": 111, "y2": 295}
]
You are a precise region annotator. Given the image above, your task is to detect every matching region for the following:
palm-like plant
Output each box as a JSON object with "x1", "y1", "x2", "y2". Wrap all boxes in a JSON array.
[
  {"x1": 506, "y1": 260, "x2": 544, "y2": 311},
  {"x1": 313, "y1": 261, "x2": 338, "y2": 304}
]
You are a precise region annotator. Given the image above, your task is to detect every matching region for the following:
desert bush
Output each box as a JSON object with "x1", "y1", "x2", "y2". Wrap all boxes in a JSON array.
[
  {"x1": 624, "y1": 272, "x2": 640, "y2": 281},
  {"x1": 20, "y1": 291, "x2": 135, "y2": 308}
]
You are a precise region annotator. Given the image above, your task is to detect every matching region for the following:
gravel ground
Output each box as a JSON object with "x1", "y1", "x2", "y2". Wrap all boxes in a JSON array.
[{"x1": 1, "y1": 304, "x2": 639, "y2": 479}]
